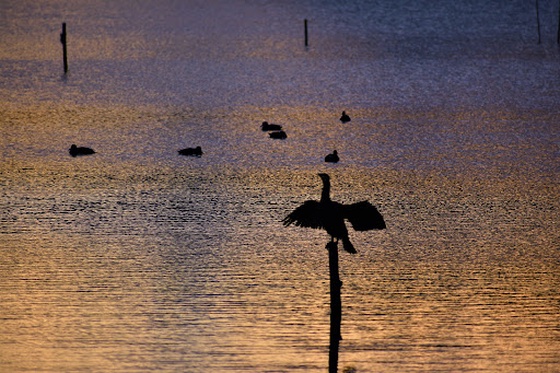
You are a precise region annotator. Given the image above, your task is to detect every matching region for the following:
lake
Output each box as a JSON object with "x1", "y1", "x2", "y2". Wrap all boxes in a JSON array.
[{"x1": 1, "y1": 0, "x2": 559, "y2": 371}]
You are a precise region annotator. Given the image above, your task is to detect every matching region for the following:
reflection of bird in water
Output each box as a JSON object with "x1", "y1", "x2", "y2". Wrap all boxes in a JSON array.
[
  {"x1": 269, "y1": 130, "x2": 287, "y2": 139},
  {"x1": 261, "y1": 121, "x2": 282, "y2": 131},
  {"x1": 178, "y1": 146, "x2": 203, "y2": 156},
  {"x1": 339, "y1": 111, "x2": 351, "y2": 123},
  {"x1": 69, "y1": 144, "x2": 95, "y2": 157},
  {"x1": 325, "y1": 150, "x2": 339, "y2": 163},
  {"x1": 283, "y1": 173, "x2": 385, "y2": 253}
]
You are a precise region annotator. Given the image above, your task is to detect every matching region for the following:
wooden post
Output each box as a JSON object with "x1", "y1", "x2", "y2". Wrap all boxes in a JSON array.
[
  {"x1": 536, "y1": 0, "x2": 542, "y2": 44},
  {"x1": 304, "y1": 19, "x2": 309, "y2": 47},
  {"x1": 327, "y1": 241, "x2": 341, "y2": 373},
  {"x1": 60, "y1": 22, "x2": 68, "y2": 73},
  {"x1": 557, "y1": 0, "x2": 560, "y2": 44}
]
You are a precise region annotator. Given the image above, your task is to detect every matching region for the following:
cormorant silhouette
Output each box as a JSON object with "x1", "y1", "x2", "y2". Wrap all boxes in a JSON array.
[
  {"x1": 178, "y1": 146, "x2": 203, "y2": 156},
  {"x1": 261, "y1": 121, "x2": 282, "y2": 131},
  {"x1": 283, "y1": 173, "x2": 385, "y2": 253},
  {"x1": 325, "y1": 150, "x2": 339, "y2": 163},
  {"x1": 69, "y1": 144, "x2": 95, "y2": 157},
  {"x1": 269, "y1": 130, "x2": 287, "y2": 139}
]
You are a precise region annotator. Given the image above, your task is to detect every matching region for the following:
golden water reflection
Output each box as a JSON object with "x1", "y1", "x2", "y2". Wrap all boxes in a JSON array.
[{"x1": 1, "y1": 158, "x2": 558, "y2": 372}]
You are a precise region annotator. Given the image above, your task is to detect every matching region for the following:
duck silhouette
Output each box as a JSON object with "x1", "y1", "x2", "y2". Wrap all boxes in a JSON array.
[
  {"x1": 339, "y1": 111, "x2": 351, "y2": 123},
  {"x1": 269, "y1": 130, "x2": 287, "y2": 139},
  {"x1": 325, "y1": 150, "x2": 339, "y2": 163},
  {"x1": 178, "y1": 146, "x2": 203, "y2": 156},
  {"x1": 69, "y1": 144, "x2": 95, "y2": 157},
  {"x1": 261, "y1": 121, "x2": 283, "y2": 131}
]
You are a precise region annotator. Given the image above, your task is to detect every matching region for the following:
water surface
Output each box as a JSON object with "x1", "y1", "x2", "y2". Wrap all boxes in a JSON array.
[{"x1": 1, "y1": 0, "x2": 559, "y2": 372}]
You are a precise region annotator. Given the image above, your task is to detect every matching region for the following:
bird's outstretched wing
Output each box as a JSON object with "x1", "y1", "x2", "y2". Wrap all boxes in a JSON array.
[
  {"x1": 344, "y1": 201, "x2": 386, "y2": 231},
  {"x1": 282, "y1": 200, "x2": 323, "y2": 229}
]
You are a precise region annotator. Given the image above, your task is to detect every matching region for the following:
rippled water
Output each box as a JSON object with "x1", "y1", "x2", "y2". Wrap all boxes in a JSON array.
[{"x1": 1, "y1": 0, "x2": 559, "y2": 372}]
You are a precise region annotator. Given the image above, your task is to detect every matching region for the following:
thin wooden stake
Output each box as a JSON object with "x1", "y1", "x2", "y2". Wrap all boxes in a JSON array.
[
  {"x1": 536, "y1": 0, "x2": 542, "y2": 44},
  {"x1": 304, "y1": 19, "x2": 309, "y2": 47},
  {"x1": 60, "y1": 22, "x2": 68, "y2": 73},
  {"x1": 557, "y1": 0, "x2": 560, "y2": 44}
]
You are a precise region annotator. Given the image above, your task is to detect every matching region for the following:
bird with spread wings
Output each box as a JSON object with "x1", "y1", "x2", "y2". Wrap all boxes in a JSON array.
[{"x1": 283, "y1": 173, "x2": 386, "y2": 253}]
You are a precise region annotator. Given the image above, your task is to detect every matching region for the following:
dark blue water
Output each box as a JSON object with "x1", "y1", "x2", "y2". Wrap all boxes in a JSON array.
[{"x1": 1, "y1": 1, "x2": 559, "y2": 372}]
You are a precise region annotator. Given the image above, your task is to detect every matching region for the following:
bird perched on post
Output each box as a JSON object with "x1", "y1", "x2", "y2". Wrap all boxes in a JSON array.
[{"x1": 283, "y1": 173, "x2": 385, "y2": 253}]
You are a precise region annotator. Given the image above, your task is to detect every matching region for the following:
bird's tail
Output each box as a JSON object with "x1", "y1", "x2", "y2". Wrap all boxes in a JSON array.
[{"x1": 342, "y1": 237, "x2": 357, "y2": 254}]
